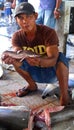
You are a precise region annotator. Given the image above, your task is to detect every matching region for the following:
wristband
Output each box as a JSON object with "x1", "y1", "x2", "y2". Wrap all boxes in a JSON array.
[{"x1": 55, "y1": 8, "x2": 60, "y2": 12}]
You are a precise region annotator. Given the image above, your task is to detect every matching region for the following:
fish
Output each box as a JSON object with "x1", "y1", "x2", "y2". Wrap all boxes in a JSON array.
[
  {"x1": 42, "y1": 84, "x2": 60, "y2": 99},
  {"x1": 0, "y1": 106, "x2": 30, "y2": 130},
  {"x1": 0, "y1": 105, "x2": 74, "y2": 130},
  {"x1": 33, "y1": 105, "x2": 74, "y2": 130},
  {"x1": 50, "y1": 105, "x2": 74, "y2": 125},
  {"x1": 1, "y1": 50, "x2": 40, "y2": 61},
  {"x1": 42, "y1": 83, "x2": 72, "y2": 100}
]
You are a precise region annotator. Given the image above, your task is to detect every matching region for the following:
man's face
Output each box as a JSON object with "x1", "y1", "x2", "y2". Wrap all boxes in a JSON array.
[{"x1": 16, "y1": 13, "x2": 38, "y2": 32}]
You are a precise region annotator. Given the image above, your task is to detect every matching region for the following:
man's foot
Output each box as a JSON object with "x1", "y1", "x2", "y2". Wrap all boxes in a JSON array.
[{"x1": 16, "y1": 85, "x2": 38, "y2": 97}]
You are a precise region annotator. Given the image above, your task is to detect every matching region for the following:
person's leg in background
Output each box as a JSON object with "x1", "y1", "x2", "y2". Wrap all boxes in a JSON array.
[
  {"x1": 36, "y1": 8, "x2": 44, "y2": 25},
  {"x1": 44, "y1": 9, "x2": 56, "y2": 29}
]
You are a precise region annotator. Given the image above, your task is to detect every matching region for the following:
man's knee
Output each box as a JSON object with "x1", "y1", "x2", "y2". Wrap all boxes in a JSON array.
[{"x1": 57, "y1": 52, "x2": 69, "y2": 68}]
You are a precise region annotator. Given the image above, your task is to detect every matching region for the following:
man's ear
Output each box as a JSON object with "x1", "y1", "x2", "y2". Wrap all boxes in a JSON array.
[
  {"x1": 15, "y1": 17, "x2": 17, "y2": 22},
  {"x1": 34, "y1": 13, "x2": 38, "y2": 20}
]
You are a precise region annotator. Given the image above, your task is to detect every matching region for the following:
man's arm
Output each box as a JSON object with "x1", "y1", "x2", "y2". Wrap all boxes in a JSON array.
[
  {"x1": 54, "y1": 0, "x2": 62, "y2": 19},
  {"x1": 55, "y1": 0, "x2": 62, "y2": 10},
  {"x1": 39, "y1": 45, "x2": 59, "y2": 67},
  {"x1": 25, "y1": 45, "x2": 59, "y2": 68}
]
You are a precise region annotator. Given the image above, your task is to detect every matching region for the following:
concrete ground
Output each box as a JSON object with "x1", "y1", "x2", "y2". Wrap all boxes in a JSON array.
[{"x1": 0, "y1": 65, "x2": 60, "y2": 109}]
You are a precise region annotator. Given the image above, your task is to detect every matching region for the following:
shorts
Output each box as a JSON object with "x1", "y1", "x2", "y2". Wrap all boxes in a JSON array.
[{"x1": 20, "y1": 52, "x2": 69, "y2": 83}]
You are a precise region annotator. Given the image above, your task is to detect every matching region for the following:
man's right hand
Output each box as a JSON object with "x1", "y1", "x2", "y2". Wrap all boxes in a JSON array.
[{"x1": 54, "y1": 9, "x2": 61, "y2": 19}]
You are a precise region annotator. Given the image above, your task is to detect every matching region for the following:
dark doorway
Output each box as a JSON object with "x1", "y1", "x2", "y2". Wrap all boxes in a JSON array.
[{"x1": 69, "y1": 7, "x2": 74, "y2": 34}]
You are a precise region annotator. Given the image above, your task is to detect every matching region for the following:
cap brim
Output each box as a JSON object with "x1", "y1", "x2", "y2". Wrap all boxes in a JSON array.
[{"x1": 14, "y1": 11, "x2": 35, "y2": 17}]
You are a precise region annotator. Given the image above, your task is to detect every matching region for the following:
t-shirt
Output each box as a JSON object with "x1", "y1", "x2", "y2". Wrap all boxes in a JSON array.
[
  {"x1": 12, "y1": 25, "x2": 59, "y2": 55},
  {"x1": 39, "y1": 0, "x2": 56, "y2": 10}
]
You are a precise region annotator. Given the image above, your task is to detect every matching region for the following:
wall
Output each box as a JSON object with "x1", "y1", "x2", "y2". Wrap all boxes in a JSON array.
[{"x1": 56, "y1": 0, "x2": 74, "y2": 52}]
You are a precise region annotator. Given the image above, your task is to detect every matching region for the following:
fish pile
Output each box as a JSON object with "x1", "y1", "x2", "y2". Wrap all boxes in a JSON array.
[
  {"x1": 0, "y1": 105, "x2": 74, "y2": 130},
  {"x1": 32, "y1": 105, "x2": 74, "y2": 130}
]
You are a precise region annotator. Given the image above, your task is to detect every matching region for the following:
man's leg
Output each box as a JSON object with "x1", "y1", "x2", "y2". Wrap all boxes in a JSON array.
[
  {"x1": 13, "y1": 60, "x2": 37, "y2": 96},
  {"x1": 56, "y1": 61, "x2": 70, "y2": 106}
]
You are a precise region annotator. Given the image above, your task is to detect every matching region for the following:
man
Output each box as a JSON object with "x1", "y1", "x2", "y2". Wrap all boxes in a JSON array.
[
  {"x1": 36, "y1": 0, "x2": 62, "y2": 28},
  {"x1": 2, "y1": 2, "x2": 70, "y2": 106}
]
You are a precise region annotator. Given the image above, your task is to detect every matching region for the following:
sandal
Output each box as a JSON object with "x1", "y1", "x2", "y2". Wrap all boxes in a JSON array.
[{"x1": 16, "y1": 86, "x2": 37, "y2": 97}]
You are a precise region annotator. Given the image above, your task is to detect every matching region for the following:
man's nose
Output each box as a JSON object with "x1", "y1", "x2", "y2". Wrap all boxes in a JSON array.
[{"x1": 22, "y1": 18, "x2": 27, "y2": 23}]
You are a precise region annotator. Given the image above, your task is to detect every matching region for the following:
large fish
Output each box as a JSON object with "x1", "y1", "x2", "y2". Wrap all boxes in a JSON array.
[
  {"x1": 50, "y1": 105, "x2": 74, "y2": 124},
  {"x1": 0, "y1": 105, "x2": 74, "y2": 130},
  {"x1": 1, "y1": 50, "x2": 40, "y2": 61},
  {"x1": 42, "y1": 84, "x2": 60, "y2": 99},
  {"x1": 0, "y1": 106, "x2": 30, "y2": 130},
  {"x1": 33, "y1": 105, "x2": 74, "y2": 130},
  {"x1": 42, "y1": 83, "x2": 72, "y2": 100}
]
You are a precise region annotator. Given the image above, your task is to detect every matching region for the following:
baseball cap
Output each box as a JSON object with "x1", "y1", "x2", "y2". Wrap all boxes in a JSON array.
[{"x1": 14, "y1": 2, "x2": 35, "y2": 17}]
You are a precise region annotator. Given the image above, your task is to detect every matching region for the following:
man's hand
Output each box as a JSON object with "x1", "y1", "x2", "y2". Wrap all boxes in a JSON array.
[
  {"x1": 54, "y1": 9, "x2": 61, "y2": 19},
  {"x1": 25, "y1": 57, "x2": 40, "y2": 67},
  {"x1": 1, "y1": 54, "x2": 16, "y2": 65}
]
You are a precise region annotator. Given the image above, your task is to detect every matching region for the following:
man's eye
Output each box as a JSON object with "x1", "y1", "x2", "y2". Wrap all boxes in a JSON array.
[{"x1": 18, "y1": 16, "x2": 22, "y2": 19}]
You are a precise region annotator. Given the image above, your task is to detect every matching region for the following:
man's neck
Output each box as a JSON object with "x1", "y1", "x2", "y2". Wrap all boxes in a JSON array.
[{"x1": 25, "y1": 25, "x2": 37, "y2": 41}]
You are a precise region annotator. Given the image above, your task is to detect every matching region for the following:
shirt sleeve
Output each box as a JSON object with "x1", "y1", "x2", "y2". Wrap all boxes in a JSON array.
[
  {"x1": 44, "y1": 28, "x2": 59, "y2": 47},
  {"x1": 11, "y1": 31, "x2": 21, "y2": 48}
]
